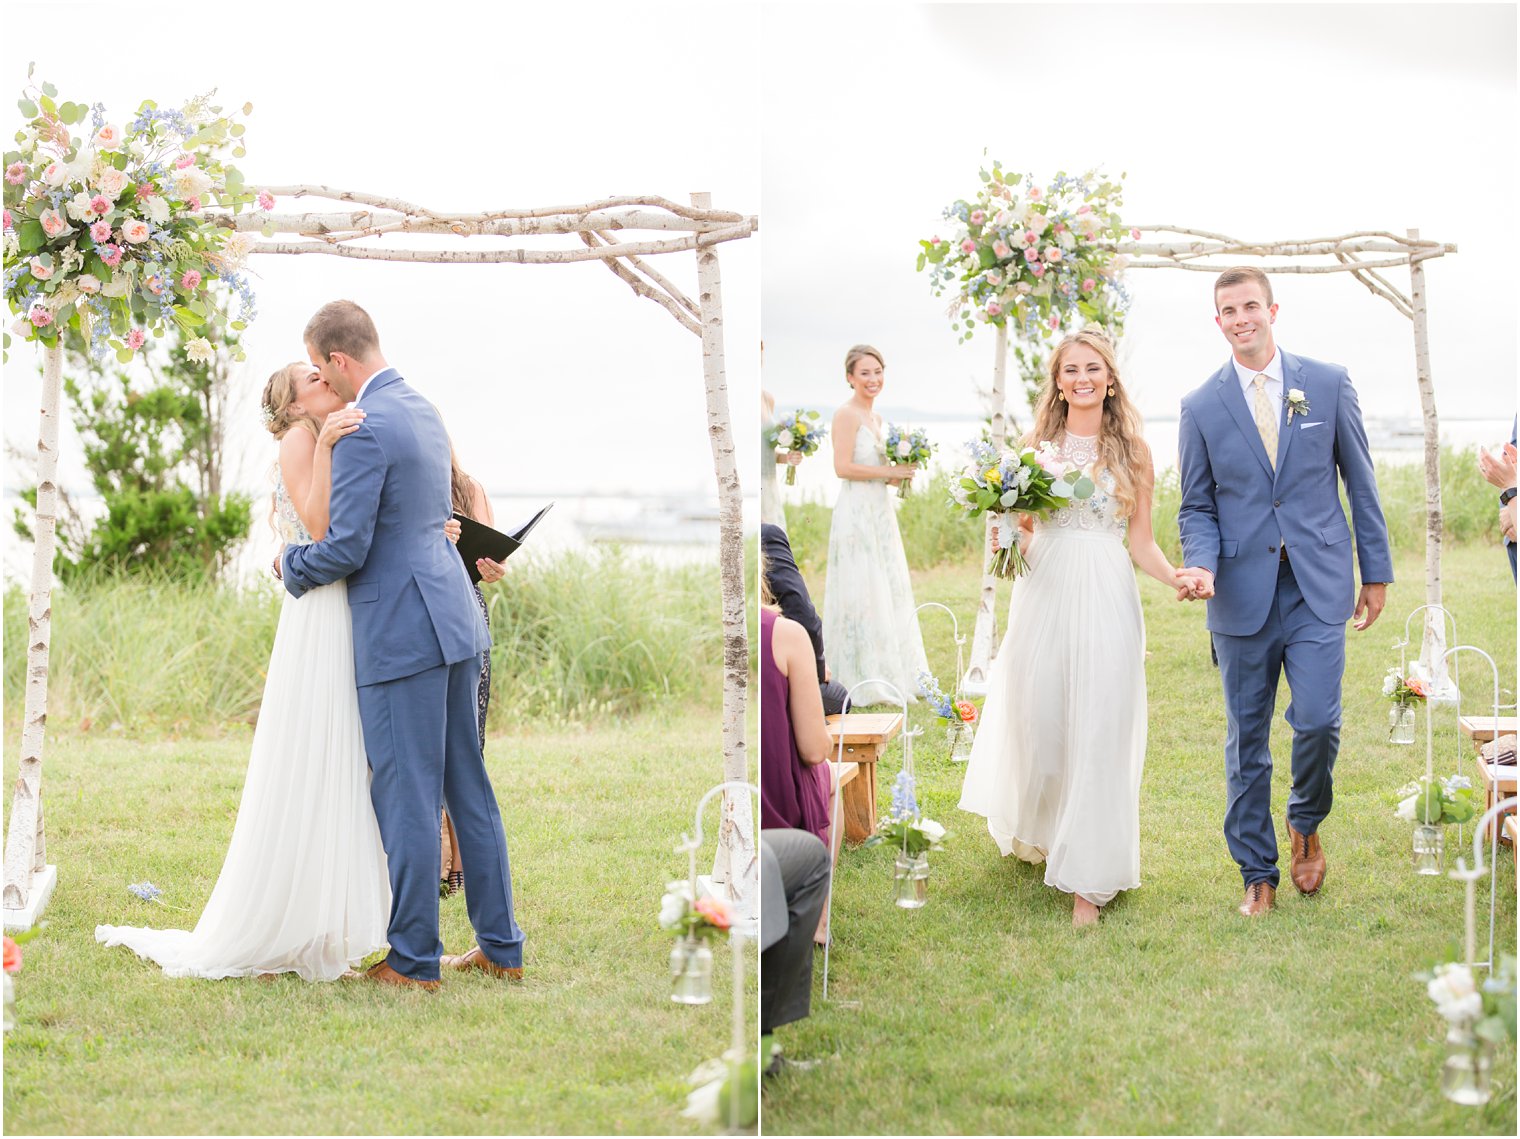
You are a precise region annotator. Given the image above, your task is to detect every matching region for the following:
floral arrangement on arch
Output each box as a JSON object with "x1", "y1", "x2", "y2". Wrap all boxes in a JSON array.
[
  {"x1": 917, "y1": 161, "x2": 1134, "y2": 342},
  {"x1": 3, "y1": 69, "x2": 267, "y2": 365}
]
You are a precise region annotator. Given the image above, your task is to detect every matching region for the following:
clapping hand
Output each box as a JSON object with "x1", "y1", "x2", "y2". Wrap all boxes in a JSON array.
[
  {"x1": 1175, "y1": 567, "x2": 1215, "y2": 601},
  {"x1": 1478, "y1": 442, "x2": 1517, "y2": 491}
]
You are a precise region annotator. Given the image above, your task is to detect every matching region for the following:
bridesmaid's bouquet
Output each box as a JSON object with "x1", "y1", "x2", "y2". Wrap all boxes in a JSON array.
[
  {"x1": 766, "y1": 410, "x2": 827, "y2": 485},
  {"x1": 948, "y1": 440, "x2": 1095, "y2": 579},
  {"x1": 884, "y1": 424, "x2": 934, "y2": 498}
]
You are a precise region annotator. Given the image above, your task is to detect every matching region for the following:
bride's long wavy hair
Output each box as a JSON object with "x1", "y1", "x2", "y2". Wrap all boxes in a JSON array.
[
  {"x1": 260, "y1": 362, "x2": 321, "y2": 539},
  {"x1": 1026, "y1": 329, "x2": 1149, "y2": 519}
]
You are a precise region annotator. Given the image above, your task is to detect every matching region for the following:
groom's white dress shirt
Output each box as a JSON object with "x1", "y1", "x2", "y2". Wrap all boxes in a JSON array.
[{"x1": 1233, "y1": 348, "x2": 1283, "y2": 406}]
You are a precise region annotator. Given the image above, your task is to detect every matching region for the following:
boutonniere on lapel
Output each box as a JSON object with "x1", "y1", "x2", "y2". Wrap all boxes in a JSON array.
[{"x1": 1284, "y1": 388, "x2": 1311, "y2": 423}]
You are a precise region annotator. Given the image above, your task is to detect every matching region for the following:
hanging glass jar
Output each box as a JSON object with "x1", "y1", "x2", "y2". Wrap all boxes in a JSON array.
[
  {"x1": 1439, "y1": 1023, "x2": 1494, "y2": 1106},
  {"x1": 669, "y1": 934, "x2": 713, "y2": 1005},
  {"x1": 893, "y1": 852, "x2": 930, "y2": 909},
  {"x1": 1389, "y1": 702, "x2": 1417, "y2": 744},
  {"x1": 1412, "y1": 823, "x2": 1444, "y2": 875},
  {"x1": 951, "y1": 719, "x2": 975, "y2": 762}
]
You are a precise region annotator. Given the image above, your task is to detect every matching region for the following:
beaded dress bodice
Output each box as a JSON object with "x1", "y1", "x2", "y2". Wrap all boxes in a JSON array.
[
  {"x1": 1035, "y1": 431, "x2": 1128, "y2": 540},
  {"x1": 273, "y1": 473, "x2": 313, "y2": 544}
]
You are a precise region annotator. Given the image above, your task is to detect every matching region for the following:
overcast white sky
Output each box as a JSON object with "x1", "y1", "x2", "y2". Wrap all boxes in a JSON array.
[
  {"x1": 761, "y1": 2, "x2": 1517, "y2": 433},
  {"x1": 3, "y1": 1, "x2": 760, "y2": 504}
]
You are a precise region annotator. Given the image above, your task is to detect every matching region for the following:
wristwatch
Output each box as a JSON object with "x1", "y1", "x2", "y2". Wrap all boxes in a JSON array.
[{"x1": 1501, "y1": 487, "x2": 1517, "y2": 506}]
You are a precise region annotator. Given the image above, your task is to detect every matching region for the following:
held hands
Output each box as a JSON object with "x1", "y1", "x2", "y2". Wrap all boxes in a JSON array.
[
  {"x1": 317, "y1": 407, "x2": 366, "y2": 449},
  {"x1": 1478, "y1": 442, "x2": 1517, "y2": 491},
  {"x1": 1353, "y1": 582, "x2": 1388, "y2": 631},
  {"x1": 1174, "y1": 567, "x2": 1214, "y2": 601}
]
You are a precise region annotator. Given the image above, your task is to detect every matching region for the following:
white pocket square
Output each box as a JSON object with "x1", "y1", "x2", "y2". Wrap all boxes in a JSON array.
[{"x1": 1298, "y1": 420, "x2": 1325, "y2": 430}]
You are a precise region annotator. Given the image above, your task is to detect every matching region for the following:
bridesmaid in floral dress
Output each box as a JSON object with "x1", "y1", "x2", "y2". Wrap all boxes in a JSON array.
[{"x1": 821, "y1": 344, "x2": 930, "y2": 706}]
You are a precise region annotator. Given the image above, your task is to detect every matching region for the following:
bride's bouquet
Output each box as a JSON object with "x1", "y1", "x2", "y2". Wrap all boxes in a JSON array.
[
  {"x1": 766, "y1": 410, "x2": 827, "y2": 485},
  {"x1": 884, "y1": 424, "x2": 934, "y2": 498},
  {"x1": 949, "y1": 439, "x2": 1095, "y2": 579}
]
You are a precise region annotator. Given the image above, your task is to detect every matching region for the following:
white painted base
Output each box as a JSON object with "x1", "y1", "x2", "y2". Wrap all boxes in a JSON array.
[
  {"x1": 960, "y1": 671, "x2": 989, "y2": 698},
  {"x1": 698, "y1": 872, "x2": 758, "y2": 940},
  {"x1": 3, "y1": 864, "x2": 57, "y2": 933}
]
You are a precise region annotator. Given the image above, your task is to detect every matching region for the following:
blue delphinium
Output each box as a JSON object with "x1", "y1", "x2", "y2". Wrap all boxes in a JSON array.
[
  {"x1": 127, "y1": 881, "x2": 162, "y2": 902},
  {"x1": 890, "y1": 769, "x2": 918, "y2": 822}
]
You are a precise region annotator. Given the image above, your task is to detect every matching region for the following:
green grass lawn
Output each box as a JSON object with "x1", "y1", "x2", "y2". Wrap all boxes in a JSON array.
[
  {"x1": 3, "y1": 710, "x2": 755, "y2": 1135},
  {"x1": 765, "y1": 541, "x2": 1517, "y2": 1135}
]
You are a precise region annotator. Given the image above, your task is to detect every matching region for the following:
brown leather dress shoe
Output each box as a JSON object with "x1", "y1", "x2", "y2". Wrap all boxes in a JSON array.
[
  {"x1": 440, "y1": 945, "x2": 523, "y2": 982},
  {"x1": 1287, "y1": 817, "x2": 1326, "y2": 894},
  {"x1": 360, "y1": 959, "x2": 441, "y2": 991},
  {"x1": 1238, "y1": 881, "x2": 1276, "y2": 917}
]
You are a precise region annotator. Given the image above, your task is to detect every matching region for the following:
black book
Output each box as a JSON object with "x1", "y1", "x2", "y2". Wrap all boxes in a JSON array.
[{"x1": 452, "y1": 503, "x2": 553, "y2": 584}]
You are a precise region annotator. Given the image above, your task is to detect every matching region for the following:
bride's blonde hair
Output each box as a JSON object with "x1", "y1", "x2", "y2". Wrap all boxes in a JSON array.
[
  {"x1": 1026, "y1": 329, "x2": 1149, "y2": 519},
  {"x1": 260, "y1": 362, "x2": 321, "y2": 441}
]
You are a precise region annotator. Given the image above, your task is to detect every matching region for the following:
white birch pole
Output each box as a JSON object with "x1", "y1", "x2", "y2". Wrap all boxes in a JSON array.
[
  {"x1": 690, "y1": 192, "x2": 755, "y2": 924},
  {"x1": 963, "y1": 321, "x2": 1008, "y2": 695},
  {"x1": 3, "y1": 343, "x2": 64, "y2": 921},
  {"x1": 1407, "y1": 229, "x2": 1448, "y2": 685}
]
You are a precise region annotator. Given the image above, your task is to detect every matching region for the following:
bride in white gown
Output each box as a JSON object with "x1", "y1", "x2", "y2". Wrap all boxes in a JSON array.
[
  {"x1": 821, "y1": 344, "x2": 930, "y2": 706},
  {"x1": 958, "y1": 329, "x2": 1199, "y2": 927},
  {"x1": 95, "y1": 363, "x2": 391, "y2": 980}
]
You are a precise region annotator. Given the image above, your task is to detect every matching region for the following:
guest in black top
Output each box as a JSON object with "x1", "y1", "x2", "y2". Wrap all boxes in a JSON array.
[{"x1": 761, "y1": 523, "x2": 850, "y2": 715}]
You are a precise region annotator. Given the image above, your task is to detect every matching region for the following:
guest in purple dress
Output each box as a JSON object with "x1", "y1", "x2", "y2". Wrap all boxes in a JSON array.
[{"x1": 761, "y1": 604, "x2": 833, "y2": 847}]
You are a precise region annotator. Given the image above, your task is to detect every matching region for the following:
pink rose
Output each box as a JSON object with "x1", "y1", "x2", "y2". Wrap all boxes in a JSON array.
[
  {"x1": 174, "y1": 153, "x2": 196, "y2": 169},
  {"x1": 29, "y1": 309, "x2": 53, "y2": 328},
  {"x1": 960, "y1": 238, "x2": 977, "y2": 254},
  {"x1": 90, "y1": 220, "x2": 113, "y2": 243},
  {"x1": 1077, "y1": 204, "x2": 1092, "y2": 215},
  {"x1": 180, "y1": 269, "x2": 202, "y2": 290},
  {"x1": 1053, "y1": 222, "x2": 1066, "y2": 234},
  {"x1": 1031, "y1": 262, "x2": 1046, "y2": 278},
  {"x1": 1049, "y1": 314, "x2": 1060, "y2": 329},
  {"x1": 1028, "y1": 186, "x2": 1043, "y2": 201},
  {"x1": 257, "y1": 190, "x2": 276, "y2": 211},
  {"x1": 1130, "y1": 228, "x2": 1141, "y2": 239},
  {"x1": 969, "y1": 209, "x2": 986, "y2": 225},
  {"x1": 89, "y1": 195, "x2": 111, "y2": 217},
  {"x1": 41, "y1": 161, "x2": 68, "y2": 188},
  {"x1": 100, "y1": 243, "x2": 123, "y2": 267},
  {"x1": 1043, "y1": 246, "x2": 1062, "y2": 263},
  {"x1": 1083, "y1": 277, "x2": 1096, "y2": 292},
  {"x1": 76, "y1": 276, "x2": 100, "y2": 295},
  {"x1": 4, "y1": 162, "x2": 25, "y2": 185},
  {"x1": 40, "y1": 208, "x2": 67, "y2": 237},
  {"x1": 94, "y1": 124, "x2": 123, "y2": 149},
  {"x1": 1024, "y1": 230, "x2": 1037, "y2": 245},
  {"x1": 136, "y1": 182, "x2": 158, "y2": 198},
  {"x1": 693, "y1": 896, "x2": 732, "y2": 930},
  {"x1": 986, "y1": 301, "x2": 1003, "y2": 317},
  {"x1": 186, "y1": 196, "x2": 202, "y2": 212},
  {"x1": 2, "y1": 209, "x2": 10, "y2": 230},
  {"x1": 28, "y1": 258, "x2": 52, "y2": 281},
  {"x1": 126, "y1": 329, "x2": 146, "y2": 351},
  {"x1": 1024, "y1": 247, "x2": 1040, "y2": 263},
  {"x1": 929, "y1": 236, "x2": 941, "y2": 246},
  {"x1": 121, "y1": 218, "x2": 151, "y2": 244},
  {"x1": 992, "y1": 240, "x2": 1011, "y2": 259},
  {"x1": 1035, "y1": 448, "x2": 1061, "y2": 473}
]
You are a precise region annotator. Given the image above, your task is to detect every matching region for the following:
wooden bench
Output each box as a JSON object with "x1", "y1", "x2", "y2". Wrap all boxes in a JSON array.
[
  {"x1": 1458, "y1": 715, "x2": 1519, "y2": 744},
  {"x1": 1475, "y1": 755, "x2": 1517, "y2": 847},
  {"x1": 826, "y1": 712, "x2": 904, "y2": 843},
  {"x1": 1506, "y1": 816, "x2": 1518, "y2": 867},
  {"x1": 827, "y1": 761, "x2": 857, "y2": 864}
]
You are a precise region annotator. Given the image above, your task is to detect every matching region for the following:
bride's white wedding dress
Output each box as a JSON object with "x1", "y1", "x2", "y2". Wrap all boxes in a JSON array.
[
  {"x1": 822, "y1": 421, "x2": 930, "y2": 706},
  {"x1": 95, "y1": 477, "x2": 391, "y2": 980},
  {"x1": 958, "y1": 431, "x2": 1145, "y2": 905}
]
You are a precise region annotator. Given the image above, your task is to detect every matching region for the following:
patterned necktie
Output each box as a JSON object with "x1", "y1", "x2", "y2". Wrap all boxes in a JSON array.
[{"x1": 1252, "y1": 374, "x2": 1278, "y2": 470}]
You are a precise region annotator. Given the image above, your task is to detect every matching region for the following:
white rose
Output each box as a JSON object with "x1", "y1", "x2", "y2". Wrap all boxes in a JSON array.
[
  {"x1": 1382, "y1": 674, "x2": 1398, "y2": 696},
  {"x1": 775, "y1": 428, "x2": 793, "y2": 449},
  {"x1": 65, "y1": 191, "x2": 95, "y2": 222},
  {"x1": 1288, "y1": 388, "x2": 1305, "y2": 402},
  {"x1": 185, "y1": 337, "x2": 215, "y2": 364},
  {"x1": 11, "y1": 315, "x2": 30, "y2": 337},
  {"x1": 76, "y1": 276, "x2": 100, "y2": 295},
  {"x1": 658, "y1": 891, "x2": 687, "y2": 930},
  {"x1": 120, "y1": 218, "x2": 151, "y2": 244},
  {"x1": 128, "y1": 138, "x2": 146, "y2": 159},
  {"x1": 28, "y1": 257, "x2": 52, "y2": 280},
  {"x1": 918, "y1": 818, "x2": 946, "y2": 843},
  {"x1": 896, "y1": 440, "x2": 912, "y2": 459},
  {"x1": 94, "y1": 124, "x2": 123, "y2": 149},
  {"x1": 679, "y1": 1077, "x2": 722, "y2": 1126},
  {"x1": 1057, "y1": 228, "x2": 1077, "y2": 250},
  {"x1": 1394, "y1": 795, "x2": 1418, "y2": 821},
  {"x1": 1438, "y1": 992, "x2": 1484, "y2": 1023},
  {"x1": 96, "y1": 167, "x2": 130, "y2": 200},
  {"x1": 144, "y1": 195, "x2": 171, "y2": 224},
  {"x1": 172, "y1": 166, "x2": 213, "y2": 200},
  {"x1": 41, "y1": 160, "x2": 69, "y2": 188}
]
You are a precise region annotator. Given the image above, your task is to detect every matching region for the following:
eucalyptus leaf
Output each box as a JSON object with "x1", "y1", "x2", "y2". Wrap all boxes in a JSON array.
[
  {"x1": 1072, "y1": 476, "x2": 1095, "y2": 499},
  {"x1": 17, "y1": 98, "x2": 37, "y2": 119}
]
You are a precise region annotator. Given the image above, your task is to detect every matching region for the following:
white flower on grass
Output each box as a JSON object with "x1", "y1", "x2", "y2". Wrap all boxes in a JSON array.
[
  {"x1": 775, "y1": 428, "x2": 793, "y2": 449},
  {"x1": 185, "y1": 337, "x2": 215, "y2": 364}
]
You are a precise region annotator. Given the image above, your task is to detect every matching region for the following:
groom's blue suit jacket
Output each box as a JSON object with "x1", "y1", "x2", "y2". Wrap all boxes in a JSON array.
[
  {"x1": 281, "y1": 368, "x2": 490, "y2": 686},
  {"x1": 1178, "y1": 350, "x2": 1393, "y2": 637}
]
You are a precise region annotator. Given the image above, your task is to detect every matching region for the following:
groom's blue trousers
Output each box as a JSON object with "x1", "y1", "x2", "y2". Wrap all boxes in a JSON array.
[
  {"x1": 357, "y1": 656, "x2": 525, "y2": 980},
  {"x1": 1212, "y1": 559, "x2": 1344, "y2": 890}
]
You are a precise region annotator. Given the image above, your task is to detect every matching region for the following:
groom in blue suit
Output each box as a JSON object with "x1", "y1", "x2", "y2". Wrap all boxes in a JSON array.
[
  {"x1": 282, "y1": 300, "x2": 526, "y2": 986},
  {"x1": 1178, "y1": 268, "x2": 1393, "y2": 917}
]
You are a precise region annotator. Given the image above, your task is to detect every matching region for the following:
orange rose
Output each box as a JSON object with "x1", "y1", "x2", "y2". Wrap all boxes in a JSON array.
[
  {"x1": 1407, "y1": 676, "x2": 1428, "y2": 698},
  {"x1": 3, "y1": 936, "x2": 20, "y2": 973},
  {"x1": 693, "y1": 896, "x2": 732, "y2": 931},
  {"x1": 955, "y1": 700, "x2": 978, "y2": 724}
]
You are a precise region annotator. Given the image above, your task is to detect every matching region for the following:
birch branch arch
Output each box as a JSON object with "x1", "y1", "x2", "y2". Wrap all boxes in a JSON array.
[
  {"x1": 4, "y1": 188, "x2": 759, "y2": 929},
  {"x1": 965, "y1": 226, "x2": 1458, "y2": 696}
]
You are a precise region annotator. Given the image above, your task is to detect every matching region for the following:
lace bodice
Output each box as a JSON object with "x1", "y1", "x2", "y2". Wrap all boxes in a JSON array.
[
  {"x1": 273, "y1": 472, "x2": 313, "y2": 544},
  {"x1": 1036, "y1": 431, "x2": 1128, "y2": 540}
]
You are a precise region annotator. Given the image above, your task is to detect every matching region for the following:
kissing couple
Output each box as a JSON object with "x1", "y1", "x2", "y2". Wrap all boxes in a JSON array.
[{"x1": 99, "y1": 300, "x2": 525, "y2": 989}]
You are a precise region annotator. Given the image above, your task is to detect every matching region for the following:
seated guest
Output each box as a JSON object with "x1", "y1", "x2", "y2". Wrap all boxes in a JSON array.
[
  {"x1": 762, "y1": 522, "x2": 850, "y2": 715},
  {"x1": 760, "y1": 828, "x2": 831, "y2": 1061}
]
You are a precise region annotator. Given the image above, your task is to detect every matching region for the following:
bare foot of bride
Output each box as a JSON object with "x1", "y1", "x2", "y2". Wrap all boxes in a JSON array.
[{"x1": 1072, "y1": 895, "x2": 1100, "y2": 929}]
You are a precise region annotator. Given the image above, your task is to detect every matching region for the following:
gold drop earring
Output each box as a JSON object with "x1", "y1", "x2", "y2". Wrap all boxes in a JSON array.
[
  {"x1": 1057, "y1": 389, "x2": 1066, "y2": 401},
  {"x1": 1107, "y1": 386, "x2": 1115, "y2": 398}
]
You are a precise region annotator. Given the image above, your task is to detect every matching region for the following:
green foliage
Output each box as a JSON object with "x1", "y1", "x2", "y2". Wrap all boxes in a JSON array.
[
  {"x1": 13, "y1": 326, "x2": 251, "y2": 584},
  {"x1": 3, "y1": 550, "x2": 721, "y2": 734}
]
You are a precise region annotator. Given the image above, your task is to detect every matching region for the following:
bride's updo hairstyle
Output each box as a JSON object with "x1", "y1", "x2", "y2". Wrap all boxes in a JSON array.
[
  {"x1": 844, "y1": 344, "x2": 884, "y2": 384},
  {"x1": 260, "y1": 363, "x2": 321, "y2": 441},
  {"x1": 1027, "y1": 328, "x2": 1148, "y2": 520}
]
